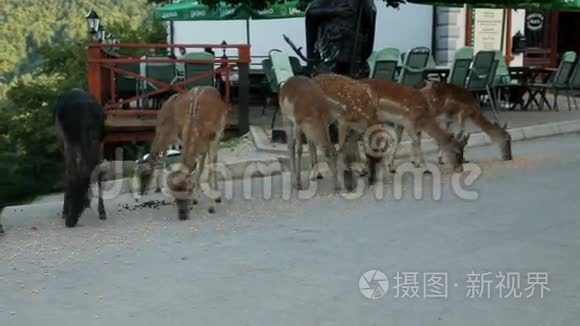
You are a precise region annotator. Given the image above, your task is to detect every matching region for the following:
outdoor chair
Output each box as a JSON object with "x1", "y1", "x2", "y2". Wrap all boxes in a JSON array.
[
  {"x1": 141, "y1": 55, "x2": 177, "y2": 109},
  {"x1": 115, "y1": 63, "x2": 141, "y2": 109},
  {"x1": 267, "y1": 52, "x2": 296, "y2": 129},
  {"x1": 289, "y1": 56, "x2": 303, "y2": 75},
  {"x1": 491, "y1": 51, "x2": 513, "y2": 108},
  {"x1": 465, "y1": 50, "x2": 499, "y2": 120},
  {"x1": 368, "y1": 48, "x2": 400, "y2": 81},
  {"x1": 568, "y1": 58, "x2": 580, "y2": 111},
  {"x1": 183, "y1": 52, "x2": 215, "y2": 89},
  {"x1": 527, "y1": 51, "x2": 577, "y2": 111},
  {"x1": 398, "y1": 47, "x2": 431, "y2": 88},
  {"x1": 447, "y1": 47, "x2": 473, "y2": 87},
  {"x1": 261, "y1": 58, "x2": 279, "y2": 118}
]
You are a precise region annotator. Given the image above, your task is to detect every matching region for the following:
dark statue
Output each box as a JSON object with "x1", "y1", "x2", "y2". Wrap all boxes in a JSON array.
[{"x1": 305, "y1": 0, "x2": 376, "y2": 76}]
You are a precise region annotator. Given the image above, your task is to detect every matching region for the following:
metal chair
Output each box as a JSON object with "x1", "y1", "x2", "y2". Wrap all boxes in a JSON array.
[
  {"x1": 398, "y1": 47, "x2": 431, "y2": 88},
  {"x1": 447, "y1": 47, "x2": 473, "y2": 87},
  {"x1": 465, "y1": 50, "x2": 499, "y2": 120},
  {"x1": 527, "y1": 51, "x2": 577, "y2": 111},
  {"x1": 568, "y1": 59, "x2": 580, "y2": 111},
  {"x1": 368, "y1": 48, "x2": 400, "y2": 81},
  {"x1": 183, "y1": 52, "x2": 215, "y2": 89}
]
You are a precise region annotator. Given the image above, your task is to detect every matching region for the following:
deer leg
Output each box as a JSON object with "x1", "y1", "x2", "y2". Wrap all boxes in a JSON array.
[
  {"x1": 139, "y1": 129, "x2": 174, "y2": 195},
  {"x1": 209, "y1": 142, "x2": 221, "y2": 205},
  {"x1": 192, "y1": 153, "x2": 206, "y2": 206},
  {"x1": 407, "y1": 127, "x2": 425, "y2": 169},
  {"x1": 295, "y1": 124, "x2": 304, "y2": 190},
  {"x1": 308, "y1": 141, "x2": 322, "y2": 180},
  {"x1": 387, "y1": 124, "x2": 404, "y2": 173},
  {"x1": 207, "y1": 145, "x2": 218, "y2": 214},
  {"x1": 286, "y1": 121, "x2": 299, "y2": 190},
  {"x1": 335, "y1": 122, "x2": 349, "y2": 191}
]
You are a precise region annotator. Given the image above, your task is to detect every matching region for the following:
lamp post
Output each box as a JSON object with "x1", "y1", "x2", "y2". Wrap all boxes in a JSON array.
[{"x1": 86, "y1": 9, "x2": 100, "y2": 42}]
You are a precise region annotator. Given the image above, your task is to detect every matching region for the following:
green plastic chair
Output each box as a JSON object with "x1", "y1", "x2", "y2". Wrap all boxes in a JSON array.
[
  {"x1": 142, "y1": 56, "x2": 176, "y2": 91},
  {"x1": 427, "y1": 54, "x2": 437, "y2": 69},
  {"x1": 447, "y1": 47, "x2": 473, "y2": 87},
  {"x1": 465, "y1": 50, "x2": 499, "y2": 119},
  {"x1": 289, "y1": 56, "x2": 303, "y2": 75},
  {"x1": 568, "y1": 59, "x2": 580, "y2": 111},
  {"x1": 141, "y1": 55, "x2": 176, "y2": 108},
  {"x1": 368, "y1": 48, "x2": 400, "y2": 81},
  {"x1": 115, "y1": 62, "x2": 141, "y2": 108},
  {"x1": 183, "y1": 52, "x2": 215, "y2": 89},
  {"x1": 261, "y1": 58, "x2": 278, "y2": 112},
  {"x1": 398, "y1": 47, "x2": 431, "y2": 88},
  {"x1": 528, "y1": 51, "x2": 577, "y2": 111},
  {"x1": 270, "y1": 52, "x2": 295, "y2": 87}
]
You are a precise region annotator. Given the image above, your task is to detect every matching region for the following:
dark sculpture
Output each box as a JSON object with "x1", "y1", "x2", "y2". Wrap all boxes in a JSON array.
[{"x1": 305, "y1": 0, "x2": 376, "y2": 76}]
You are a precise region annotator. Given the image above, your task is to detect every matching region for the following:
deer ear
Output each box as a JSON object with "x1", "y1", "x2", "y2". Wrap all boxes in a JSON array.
[{"x1": 502, "y1": 122, "x2": 508, "y2": 130}]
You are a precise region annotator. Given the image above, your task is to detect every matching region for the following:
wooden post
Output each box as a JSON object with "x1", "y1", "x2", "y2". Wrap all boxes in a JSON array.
[
  {"x1": 237, "y1": 44, "x2": 251, "y2": 134},
  {"x1": 87, "y1": 44, "x2": 103, "y2": 105}
]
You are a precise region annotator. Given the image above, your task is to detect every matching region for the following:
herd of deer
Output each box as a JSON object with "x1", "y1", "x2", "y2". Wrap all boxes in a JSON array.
[
  {"x1": 132, "y1": 72, "x2": 513, "y2": 221},
  {"x1": 41, "y1": 71, "x2": 512, "y2": 230}
]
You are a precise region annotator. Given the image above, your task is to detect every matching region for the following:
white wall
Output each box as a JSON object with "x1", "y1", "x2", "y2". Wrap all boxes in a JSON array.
[
  {"x1": 510, "y1": 9, "x2": 526, "y2": 66},
  {"x1": 171, "y1": 1, "x2": 433, "y2": 61}
]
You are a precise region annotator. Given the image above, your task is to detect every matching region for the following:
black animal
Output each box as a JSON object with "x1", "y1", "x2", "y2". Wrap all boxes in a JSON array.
[{"x1": 55, "y1": 89, "x2": 107, "y2": 227}]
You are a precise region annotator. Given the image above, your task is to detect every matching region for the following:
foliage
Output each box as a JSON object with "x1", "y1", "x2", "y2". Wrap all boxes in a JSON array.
[
  {"x1": 0, "y1": 0, "x2": 157, "y2": 79},
  {"x1": 0, "y1": 4, "x2": 167, "y2": 207},
  {"x1": 0, "y1": 74, "x2": 64, "y2": 208},
  {"x1": 146, "y1": 0, "x2": 408, "y2": 11}
]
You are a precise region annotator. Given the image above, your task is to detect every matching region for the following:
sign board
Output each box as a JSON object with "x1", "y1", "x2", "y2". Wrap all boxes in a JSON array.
[{"x1": 471, "y1": 9, "x2": 506, "y2": 53}]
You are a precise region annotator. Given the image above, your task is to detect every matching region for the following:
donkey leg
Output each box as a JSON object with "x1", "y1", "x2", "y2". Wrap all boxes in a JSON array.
[{"x1": 98, "y1": 169, "x2": 107, "y2": 220}]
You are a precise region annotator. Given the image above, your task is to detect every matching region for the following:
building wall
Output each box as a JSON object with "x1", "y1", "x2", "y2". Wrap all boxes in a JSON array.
[
  {"x1": 170, "y1": 1, "x2": 433, "y2": 60},
  {"x1": 434, "y1": 7, "x2": 526, "y2": 66},
  {"x1": 433, "y1": 6, "x2": 466, "y2": 66}
]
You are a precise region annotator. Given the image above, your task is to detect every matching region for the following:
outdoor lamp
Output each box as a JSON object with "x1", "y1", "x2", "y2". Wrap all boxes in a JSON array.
[
  {"x1": 86, "y1": 9, "x2": 100, "y2": 34},
  {"x1": 221, "y1": 40, "x2": 227, "y2": 58}
]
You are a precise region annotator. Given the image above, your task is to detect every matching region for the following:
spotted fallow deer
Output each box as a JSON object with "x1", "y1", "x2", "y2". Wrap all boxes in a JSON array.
[
  {"x1": 420, "y1": 81, "x2": 513, "y2": 162},
  {"x1": 312, "y1": 73, "x2": 390, "y2": 186},
  {"x1": 278, "y1": 76, "x2": 338, "y2": 190},
  {"x1": 359, "y1": 78, "x2": 469, "y2": 173},
  {"x1": 136, "y1": 86, "x2": 228, "y2": 220}
]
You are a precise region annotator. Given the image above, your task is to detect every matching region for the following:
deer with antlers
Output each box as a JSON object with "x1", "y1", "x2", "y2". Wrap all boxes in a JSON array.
[
  {"x1": 359, "y1": 78, "x2": 470, "y2": 173},
  {"x1": 312, "y1": 73, "x2": 391, "y2": 187},
  {"x1": 420, "y1": 81, "x2": 512, "y2": 162},
  {"x1": 278, "y1": 76, "x2": 339, "y2": 190},
  {"x1": 136, "y1": 86, "x2": 228, "y2": 220}
]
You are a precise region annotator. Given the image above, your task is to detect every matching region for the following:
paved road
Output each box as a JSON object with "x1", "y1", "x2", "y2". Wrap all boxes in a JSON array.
[{"x1": 1, "y1": 134, "x2": 580, "y2": 325}]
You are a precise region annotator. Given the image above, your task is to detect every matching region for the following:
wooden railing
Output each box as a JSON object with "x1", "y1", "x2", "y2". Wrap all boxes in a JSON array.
[{"x1": 87, "y1": 43, "x2": 251, "y2": 145}]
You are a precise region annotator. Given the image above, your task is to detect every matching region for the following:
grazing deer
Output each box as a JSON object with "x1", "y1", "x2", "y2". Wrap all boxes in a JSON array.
[
  {"x1": 420, "y1": 81, "x2": 512, "y2": 162},
  {"x1": 312, "y1": 73, "x2": 390, "y2": 186},
  {"x1": 278, "y1": 76, "x2": 338, "y2": 190},
  {"x1": 359, "y1": 78, "x2": 469, "y2": 173},
  {"x1": 55, "y1": 89, "x2": 107, "y2": 228},
  {"x1": 137, "y1": 86, "x2": 228, "y2": 220}
]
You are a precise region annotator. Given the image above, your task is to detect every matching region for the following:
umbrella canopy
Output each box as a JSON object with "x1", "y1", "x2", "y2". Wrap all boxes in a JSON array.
[
  {"x1": 407, "y1": 0, "x2": 565, "y2": 9},
  {"x1": 153, "y1": 0, "x2": 305, "y2": 21}
]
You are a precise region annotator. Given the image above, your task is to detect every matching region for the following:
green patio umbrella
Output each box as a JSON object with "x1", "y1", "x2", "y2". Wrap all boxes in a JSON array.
[
  {"x1": 153, "y1": 1, "x2": 305, "y2": 44},
  {"x1": 407, "y1": 0, "x2": 578, "y2": 9}
]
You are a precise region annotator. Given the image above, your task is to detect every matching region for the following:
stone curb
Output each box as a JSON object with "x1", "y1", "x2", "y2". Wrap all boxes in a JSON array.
[{"x1": 250, "y1": 119, "x2": 580, "y2": 159}]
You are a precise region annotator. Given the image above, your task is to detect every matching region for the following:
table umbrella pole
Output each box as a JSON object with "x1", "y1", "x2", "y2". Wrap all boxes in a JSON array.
[{"x1": 246, "y1": 19, "x2": 250, "y2": 45}]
